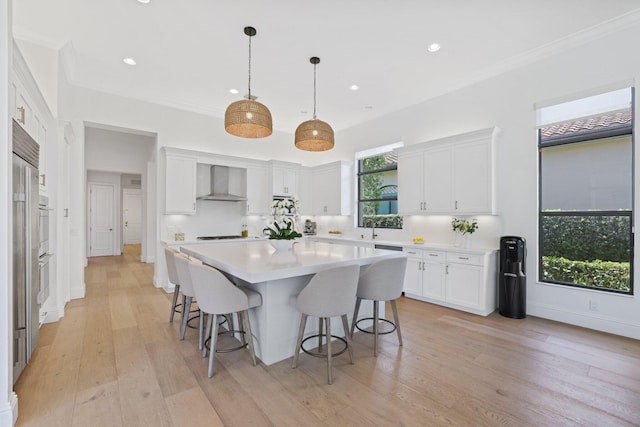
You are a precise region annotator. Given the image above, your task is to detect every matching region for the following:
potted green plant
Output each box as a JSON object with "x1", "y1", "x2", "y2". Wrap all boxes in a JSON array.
[{"x1": 264, "y1": 198, "x2": 302, "y2": 250}]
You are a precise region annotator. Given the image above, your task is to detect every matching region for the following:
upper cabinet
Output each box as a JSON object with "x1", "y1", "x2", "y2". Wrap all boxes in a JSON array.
[
  {"x1": 269, "y1": 161, "x2": 299, "y2": 197},
  {"x1": 246, "y1": 163, "x2": 270, "y2": 215},
  {"x1": 397, "y1": 127, "x2": 499, "y2": 215},
  {"x1": 311, "y1": 161, "x2": 352, "y2": 216},
  {"x1": 11, "y1": 45, "x2": 53, "y2": 194},
  {"x1": 165, "y1": 152, "x2": 197, "y2": 214}
]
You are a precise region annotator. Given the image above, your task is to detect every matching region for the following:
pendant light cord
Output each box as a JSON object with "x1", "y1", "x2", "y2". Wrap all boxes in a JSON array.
[
  {"x1": 247, "y1": 34, "x2": 252, "y2": 100},
  {"x1": 313, "y1": 63, "x2": 317, "y2": 120}
]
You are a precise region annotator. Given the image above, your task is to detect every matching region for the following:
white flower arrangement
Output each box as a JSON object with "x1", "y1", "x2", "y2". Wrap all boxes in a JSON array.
[{"x1": 264, "y1": 197, "x2": 302, "y2": 240}]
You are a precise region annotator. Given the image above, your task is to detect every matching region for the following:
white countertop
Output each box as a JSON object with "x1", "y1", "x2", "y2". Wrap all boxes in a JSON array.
[
  {"x1": 309, "y1": 234, "x2": 498, "y2": 254},
  {"x1": 180, "y1": 240, "x2": 406, "y2": 283}
]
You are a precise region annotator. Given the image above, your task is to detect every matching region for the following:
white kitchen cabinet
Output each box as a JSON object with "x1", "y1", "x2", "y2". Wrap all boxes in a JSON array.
[
  {"x1": 165, "y1": 153, "x2": 197, "y2": 214},
  {"x1": 12, "y1": 47, "x2": 53, "y2": 195},
  {"x1": 402, "y1": 246, "x2": 497, "y2": 316},
  {"x1": 246, "y1": 164, "x2": 270, "y2": 215},
  {"x1": 270, "y1": 161, "x2": 299, "y2": 197},
  {"x1": 402, "y1": 248, "x2": 445, "y2": 300},
  {"x1": 397, "y1": 127, "x2": 498, "y2": 215},
  {"x1": 311, "y1": 161, "x2": 352, "y2": 215},
  {"x1": 297, "y1": 166, "x2": 314, "y2": 216}
]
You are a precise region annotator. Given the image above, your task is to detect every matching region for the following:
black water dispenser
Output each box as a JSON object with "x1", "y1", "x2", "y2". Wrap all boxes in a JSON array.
[{"x1": 498, "y1": 236, "x2": 526, "y2": 319}]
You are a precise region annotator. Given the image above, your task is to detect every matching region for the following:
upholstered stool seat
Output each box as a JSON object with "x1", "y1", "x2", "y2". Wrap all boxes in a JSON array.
[
  {"x1": 350, "y1": 257, "x2": 407, "y2": 356},
  {"x1": 173, "y1": 252, "x2": 204, "y2": 347},
  {"x1": 292, "y1": 264, "x2": 360, "y2": 385},
  {"x1": 188, "y1": 261, "x2": 262, "y2": 378}
]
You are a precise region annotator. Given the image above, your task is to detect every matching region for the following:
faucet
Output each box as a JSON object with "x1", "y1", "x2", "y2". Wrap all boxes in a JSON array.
[{"x1": 368, "y1": 218, "x2": 378, "y2": 240}]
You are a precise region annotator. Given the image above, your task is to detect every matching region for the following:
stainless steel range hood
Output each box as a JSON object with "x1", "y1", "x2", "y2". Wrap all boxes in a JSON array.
[{"x1": 197, "y1": 165, "x2": 247, "y2": 201}]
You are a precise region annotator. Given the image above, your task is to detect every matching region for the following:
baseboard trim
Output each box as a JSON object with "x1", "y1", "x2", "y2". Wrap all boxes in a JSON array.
[
  {"x1": 0, "y1": 391, "x2": 18, "y2": 427},
  {"x1": 528, "y1": 302, "x2": 640, "y2": 340}
]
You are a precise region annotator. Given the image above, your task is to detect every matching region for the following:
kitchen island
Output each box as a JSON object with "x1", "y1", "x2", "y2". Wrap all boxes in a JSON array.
[{"x1": 180, "y1": 239, "x2": 405, "y2": 365}]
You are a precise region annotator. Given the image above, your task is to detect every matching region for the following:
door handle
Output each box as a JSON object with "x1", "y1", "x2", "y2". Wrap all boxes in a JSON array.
[{"x1": 125, "y1": 221, "x2": 128, "y2": 227}]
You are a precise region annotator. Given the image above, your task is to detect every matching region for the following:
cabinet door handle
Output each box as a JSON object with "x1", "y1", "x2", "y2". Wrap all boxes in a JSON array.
[
  {"x1": 407, "y1": 251, "x2": 417, "y2": 255},
  {"x1": 421, "y1": 261, "x2": 425, "y2": 270},
  {"x1": 17, "y1": 106, "x2": 25, "y2": 124},
  {"x1": 446, "y1": 265, "x2": 449, "y2": 274},
  {"x1": 428, "y1": 254, "x2": 438, "y2": 257},
  {"x1": 458, "y1": 257, "x2": 469, "y2": 260},
  {"x1": 455, "y1": 200, "x2": 458, "y2": 210}
]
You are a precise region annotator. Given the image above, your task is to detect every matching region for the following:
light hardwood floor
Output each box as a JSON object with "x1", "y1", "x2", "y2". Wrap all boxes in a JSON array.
[{"x1": 13, "y1": 244, "x2": 640, "y2": 426}]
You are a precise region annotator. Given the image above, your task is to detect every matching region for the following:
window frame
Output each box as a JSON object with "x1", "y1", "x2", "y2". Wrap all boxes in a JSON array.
[
  {"x1": 537, "y1": 94, "x2": 635, "y2": 295},
  {"x1": 356, "y1": 153, "x2": 401, "y2": 229}
]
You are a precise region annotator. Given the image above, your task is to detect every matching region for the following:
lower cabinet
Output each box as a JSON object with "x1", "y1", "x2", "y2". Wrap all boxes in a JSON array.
[{"x1": 402, "y1": 247, "x2": 497, "y2": 316}]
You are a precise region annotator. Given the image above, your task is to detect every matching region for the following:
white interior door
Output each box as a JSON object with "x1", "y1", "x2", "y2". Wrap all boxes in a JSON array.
[
  {"x1": 123, "y1": 189, "x2": 142, "y2": 244},
  {"x1": 90, "y1": 183, "x2": 115, "y2": 257}
]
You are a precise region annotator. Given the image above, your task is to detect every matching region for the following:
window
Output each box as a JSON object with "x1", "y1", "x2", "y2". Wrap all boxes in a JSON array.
[
  {"x1": 357, "y1": 150, "x2": 402, "y2": 229},
  {"x1": 538, "y1": 88, "x2": 634, "y2": 294}
]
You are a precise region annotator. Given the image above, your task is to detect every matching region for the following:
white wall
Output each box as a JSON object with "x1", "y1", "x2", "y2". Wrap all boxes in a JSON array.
[{"x1": 337, "y1": 24, "x2": 640, "y2": 339}]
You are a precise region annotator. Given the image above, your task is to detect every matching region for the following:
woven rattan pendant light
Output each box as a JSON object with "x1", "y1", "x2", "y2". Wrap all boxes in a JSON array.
[
  {"x1": 295, "y1": 57, "x2": 334, "y2": 151},
  {"x1": 224, "y1": 26, "x2": 273, "y2": 138}
]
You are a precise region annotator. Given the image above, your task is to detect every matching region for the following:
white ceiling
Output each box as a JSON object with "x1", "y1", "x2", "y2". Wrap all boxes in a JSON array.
[{"x1": 12, "y1": 0, "x2": 640, "y2": 134}]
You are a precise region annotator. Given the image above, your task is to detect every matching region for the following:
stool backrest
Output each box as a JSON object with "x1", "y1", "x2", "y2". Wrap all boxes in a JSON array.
[
  {"x1": 357, "y1": 257, "x2": 408, "y2": 301},
  {"x1": 188, "y1": 261, "x2": 251, "y2": 314},
  {"x1": 164, "y1": 247, "x2": 179, "y2": 285},
  {"x1": 296, "y1": 264, "x2": 360, "y2": 317},
  {"x1": 173, "y1": 252, "x2": 196, "y2": 298}
]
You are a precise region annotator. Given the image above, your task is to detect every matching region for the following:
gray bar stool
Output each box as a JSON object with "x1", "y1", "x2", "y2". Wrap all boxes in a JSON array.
[
  {"x1": 164, "y1": 247, "x2": 184, "y2": 322},
  {"x1": 292, "y1": 264, "x2": 360, "y2": 385},
  {"x1": 350, "y1": 257, "x2": 407, "y2": 356},
  {"x1": 188, "y1": 261, "x2": 262, "y2": 378},
  {"x1": 173, "y1": 252, "x2": 204, "y2": 347}
]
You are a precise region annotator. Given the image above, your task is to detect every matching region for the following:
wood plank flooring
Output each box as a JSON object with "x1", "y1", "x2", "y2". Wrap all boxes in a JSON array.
[{"x1": 14, "y1": 244, "x2": 640, "y2": 426}]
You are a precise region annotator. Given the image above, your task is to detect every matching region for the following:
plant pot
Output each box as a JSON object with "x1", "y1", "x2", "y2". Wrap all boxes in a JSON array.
[{"x1": 269, "y1": 239, "x2": 296, "y2": 251}]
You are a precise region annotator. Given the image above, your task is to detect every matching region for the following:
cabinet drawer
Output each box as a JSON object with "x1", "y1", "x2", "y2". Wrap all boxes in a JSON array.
[
  {"x1": 423, "y1": 251, "x2": 445, "y2": 261},
  {"x1": 403, "y1": 248, "x2": 422, "y2": 258},
  {"x1": 446, "y1": 252, "x2": 483, "y2": 266}
]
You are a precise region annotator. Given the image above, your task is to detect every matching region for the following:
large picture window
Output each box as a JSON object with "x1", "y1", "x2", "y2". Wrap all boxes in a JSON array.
[
  {"x1": 538, "y1": 88, "x2": 634, "y2": 294},
  {"x1": 357, "y1": 151, "x2": 402, "y2": 229}
]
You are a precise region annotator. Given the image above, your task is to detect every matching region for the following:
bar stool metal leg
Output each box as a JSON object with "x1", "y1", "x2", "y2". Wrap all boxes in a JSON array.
[
  {"x1": 373, "y1": 300, "x2": 379, "y2": 357},
  {"x1": 391, "y1": 299, "x2": 403, "y2": 346},
  {"x1": 292, "y1": 314, "x2": 308, "y2": 368},
  {"x1": 326, "y1": 317, "x2": 332, "y2": 385},
  {"x1": 180, "y1": 295, "x2": 191, "y2": 340},
  {"x1": 350, "y1": 297, "x2": 362, "y2": 338},
  {"x1": 169, "y1": 284, "x2": 181, "y2": 322},
  {"x1": 341, "y1": 314, "x2": 355, "y2": 364},
  {"x1": 207, "y1": 314, "x2": 219, "y2": 378}
]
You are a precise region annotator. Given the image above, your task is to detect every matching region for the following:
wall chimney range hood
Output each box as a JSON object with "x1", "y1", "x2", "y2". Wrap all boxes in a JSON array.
[{"x1": 197, "y1": 165, "x2": 247, "y2": 202}]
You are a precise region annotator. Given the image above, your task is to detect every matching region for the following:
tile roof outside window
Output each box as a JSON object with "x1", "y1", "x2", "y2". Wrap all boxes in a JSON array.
[{"x1": 540, "y1": 110, "x2": 632, "y2": 139}]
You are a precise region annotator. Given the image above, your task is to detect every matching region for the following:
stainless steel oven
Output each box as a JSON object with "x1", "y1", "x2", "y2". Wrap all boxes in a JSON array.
[
  {"x1": 37, "y1": 195, "x2": 52, "y2": 305},
  {"x1": 38, "y1": 253, "x2": 52, "y2": 305}
]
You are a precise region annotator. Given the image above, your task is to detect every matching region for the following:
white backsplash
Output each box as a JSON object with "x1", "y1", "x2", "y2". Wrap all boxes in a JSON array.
[
  {"x1": 165, "y1": 202, "x2": 503, "y2": 249},
  {"x1": 164, "y1": 200, "x2": 245, "y2": 240}
]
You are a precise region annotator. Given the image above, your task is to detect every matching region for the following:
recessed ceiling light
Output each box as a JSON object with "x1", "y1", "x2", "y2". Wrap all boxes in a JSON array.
[
  {"x1": 427, "y1": 43, "x2": 441, "y2": 53},
  {"x1": 123, "y1": 57, "x2": 137, "y2": 66},
  {"x1": 349, "y1": 84, "x2": 359, "y2": 91},
  {"x1": 229, "y1": 88, "x2": 239, "y2": 94},
  {"x1": 137, "y1": 0, "x2": 150, "y2": 4}
]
